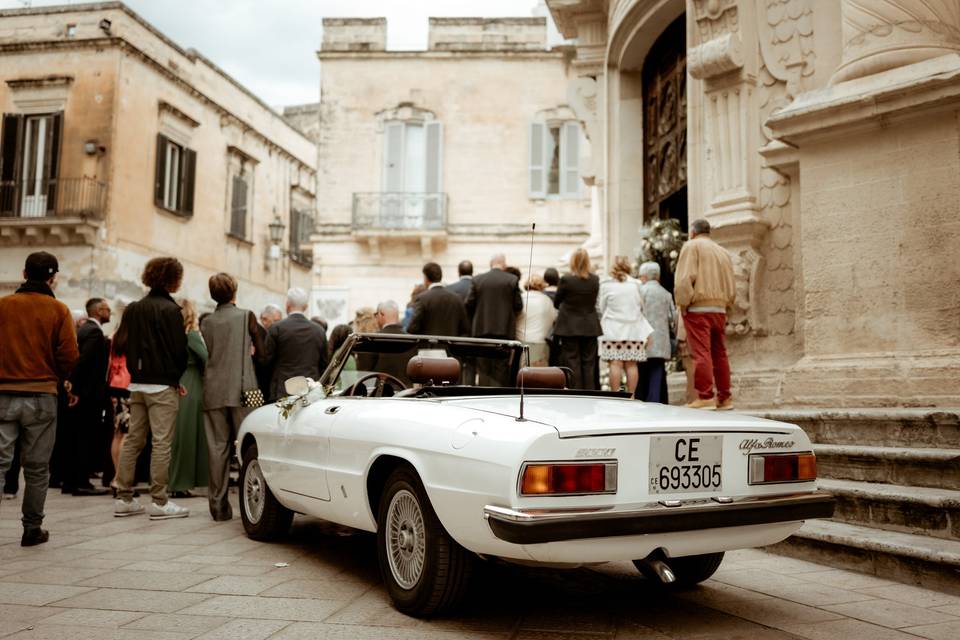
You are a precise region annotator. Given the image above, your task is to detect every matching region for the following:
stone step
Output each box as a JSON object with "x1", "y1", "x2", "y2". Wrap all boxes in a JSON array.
[
  {"x1": 814, "y1": 443, "x2": 960, "y2": 490},
  {"x1": 751, "y1": 409, "x2": 960, "y2": 448},
  {"x1": 819, "y1": 478, "x2": 960, "y2": 541},
  {"x1": 766, "y1": 520, "x2": 960, "y2": 595}
]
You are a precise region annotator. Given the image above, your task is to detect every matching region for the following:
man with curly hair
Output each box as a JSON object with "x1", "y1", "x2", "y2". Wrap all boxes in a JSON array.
[{"x1": 113, "y1": 257, "x2": 190, "y2": 520}]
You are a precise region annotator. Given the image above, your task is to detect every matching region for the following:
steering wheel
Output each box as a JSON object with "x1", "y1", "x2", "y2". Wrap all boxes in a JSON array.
[{"x1": 345, "y1": 372, "x2": 408, "y2": 398}]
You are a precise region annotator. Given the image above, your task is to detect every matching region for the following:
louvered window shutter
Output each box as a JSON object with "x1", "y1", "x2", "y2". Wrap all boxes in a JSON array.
[
  {"x1": 1, "y1": 114, "x2": 23, "y2": 215},
  {"x1": 424, "y1": 121, "x2": 443, "y2": 224},
  {"x1": 230, "y1": 174, "x2": 247, "y2": 237},
  {"x1": 383, "y1": 122, "x2": 405, "y2": 192},
  {"x1": 180, "y1": 147, "x2": 197, "y2": 215},
  {"x1": 528, "y1": 122, "x2": 546, "y2": 198},
  {"x1": 154, "y1": 134, "x2": 166, "y2": 208},
  {"x1": 561, "y1": 121, "x2": 581, "y2": 198},
  {"x1": 46, "y1": 112, "x2": 63, "y2": 213}
]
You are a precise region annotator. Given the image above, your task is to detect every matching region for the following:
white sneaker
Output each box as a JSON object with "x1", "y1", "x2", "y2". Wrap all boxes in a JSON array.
[
  {"x1": 114, "y1": 498, "x2": 145, "y2": 517},
  {"x1": 2, "y1": 492, "x2": 16, "y2": 501},
  {"x1": 148, "y1": 500, "x2": 190, "y2": 521}
]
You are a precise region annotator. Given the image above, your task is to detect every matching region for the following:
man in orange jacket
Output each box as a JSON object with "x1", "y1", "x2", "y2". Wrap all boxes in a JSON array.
[{"x1": 0, "y1": 252, "x2": 79, "y2": 546}]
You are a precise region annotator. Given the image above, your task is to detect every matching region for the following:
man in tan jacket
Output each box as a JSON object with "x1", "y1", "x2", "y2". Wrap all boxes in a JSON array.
[{"x1": 674, "y1": 219, "x2": 736, "y2": 410}]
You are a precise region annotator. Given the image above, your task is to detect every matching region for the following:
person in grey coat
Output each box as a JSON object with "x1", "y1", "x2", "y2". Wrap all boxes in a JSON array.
[
  {"x1": 636, "y1": 261, "x2": 677, "y2": 403},
  {"x1": 200, "y1": 273, "x2": 262, "y2": 521},
  {"x1": 263, "y1": 287, "x2": 329, "y2": 402}
]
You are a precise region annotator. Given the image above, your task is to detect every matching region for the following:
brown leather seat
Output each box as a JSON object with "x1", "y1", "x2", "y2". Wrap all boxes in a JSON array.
[
  {"x1": 516, "y1": 366, "x2": 567, "y2": 389},
  {"x1": 406, "y1": 355, "x2": 461, "y2": 386}
]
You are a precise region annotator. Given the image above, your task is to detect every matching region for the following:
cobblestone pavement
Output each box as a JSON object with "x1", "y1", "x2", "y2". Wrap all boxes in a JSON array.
[{"x1": 1, "y1": 490, "x2": 959, "y2": 640}]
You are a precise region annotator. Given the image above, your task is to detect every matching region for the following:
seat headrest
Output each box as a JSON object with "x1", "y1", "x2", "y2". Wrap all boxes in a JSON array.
[
  {"x1": 516, "y1": 367, "x2": 567, "y2": 389},
  {"x1": 406, "y1": 356, "x2": 461, "y2": 386}
]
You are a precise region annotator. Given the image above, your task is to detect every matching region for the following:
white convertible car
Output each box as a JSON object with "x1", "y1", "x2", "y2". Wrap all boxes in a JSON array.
[{"x1": 237, "y1": 333, "x2": 834, "y2": 616}]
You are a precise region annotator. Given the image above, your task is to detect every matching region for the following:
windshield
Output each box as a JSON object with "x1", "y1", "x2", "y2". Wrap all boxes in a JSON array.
[{"x1": 322, "y1": 333, "x2": 524, "y2": 395}]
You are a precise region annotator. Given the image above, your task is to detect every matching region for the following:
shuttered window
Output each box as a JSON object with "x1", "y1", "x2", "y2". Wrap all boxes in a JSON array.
[
  {"x1": 0, "y1": 112, "x2": 63, "y2": 217},
  {"x1": 529, "y1": 120, "x2": 582, "y2": 199},
  {"x1": 229, "y1": 173, "x2": 248, "y2": 238},
  {"x1": 154, "y1": 133, "x2": 196, "y2": 216},
  {"x1": 381, "y1": 119, "x2": 444, "y2": 227}
]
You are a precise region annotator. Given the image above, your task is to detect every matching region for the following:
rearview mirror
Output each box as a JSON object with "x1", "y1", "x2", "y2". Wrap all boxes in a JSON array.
[{"x1": 284, "y1": 376, "x2": 310, "y2": 397}]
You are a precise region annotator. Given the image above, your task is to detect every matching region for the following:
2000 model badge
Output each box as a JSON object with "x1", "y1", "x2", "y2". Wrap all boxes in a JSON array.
[{"x1": 739, "y1": 437, "x2": 795, "y2": 452}]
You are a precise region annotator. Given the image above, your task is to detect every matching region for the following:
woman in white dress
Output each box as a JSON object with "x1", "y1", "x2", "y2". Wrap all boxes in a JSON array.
[
  {"x1": 516, "y1": 274, "x2": 557, "y2": 367},
  {"x1": 597, "y1": 256, "x2": 654, "y2": 394}
]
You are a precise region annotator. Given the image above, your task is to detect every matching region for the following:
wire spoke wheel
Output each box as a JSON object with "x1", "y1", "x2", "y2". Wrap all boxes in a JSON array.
[
  {"x1": 385, "y1": 489, "x2": 426, "y2": 590},
  {"x1": 243, "y1": 459, "x2": 266, "y2": 525}
]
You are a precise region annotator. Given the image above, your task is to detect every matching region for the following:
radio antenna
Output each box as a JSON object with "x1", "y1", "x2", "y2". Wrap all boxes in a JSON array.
[{"x1": 517, "y1": 222, "x2": 536, "y2": 422}]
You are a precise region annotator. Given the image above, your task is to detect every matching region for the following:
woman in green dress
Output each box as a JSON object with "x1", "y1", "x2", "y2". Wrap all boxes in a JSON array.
[{"x1": 169, "y1": 299, "x2": 209, "y2": 497}]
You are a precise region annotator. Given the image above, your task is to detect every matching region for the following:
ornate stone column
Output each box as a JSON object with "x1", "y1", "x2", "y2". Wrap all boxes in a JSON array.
[{"x1": 832, "y1": 0, "x2": 960, "y2": 83}]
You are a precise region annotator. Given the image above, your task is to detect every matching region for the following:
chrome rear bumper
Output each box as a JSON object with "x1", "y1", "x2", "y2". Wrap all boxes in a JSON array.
[{"x1": 483, "y1": 491, "x2": 835, "y2": 545}]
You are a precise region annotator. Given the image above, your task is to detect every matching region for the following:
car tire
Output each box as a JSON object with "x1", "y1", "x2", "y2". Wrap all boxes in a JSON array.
[
  {"x1": 239, "y1": 443, "x2": 293, "y2": 541},
  {"x1": 376, "y1": 464, "x2": 474, "y2": 617},
  {"x1": 633, "y1": 552, "x2": 724, "y2": 588}
]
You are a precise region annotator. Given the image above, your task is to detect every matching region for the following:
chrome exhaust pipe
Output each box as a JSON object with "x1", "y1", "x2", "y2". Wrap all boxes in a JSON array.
[{"x1": 642, "y1": 557, "x2": 676, "y2": 584}]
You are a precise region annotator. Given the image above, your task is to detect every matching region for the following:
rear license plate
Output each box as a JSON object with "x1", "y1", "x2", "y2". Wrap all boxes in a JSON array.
[{"x1": 649, "y1": 435, "x2": 723, "y2": 494}]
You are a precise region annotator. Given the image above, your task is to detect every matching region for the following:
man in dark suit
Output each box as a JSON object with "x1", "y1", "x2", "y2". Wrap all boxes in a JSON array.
[
  {"x1": 63, "y1": 298, "x2": 112, "y2": 496},
  {"x1": 408, "y1": 262, "x2": 470, "y2": 337},
  {"x1": 446, "y1": 260, "x2": 476, "y2": 384},
  {"x1": 446, "y1": 260, "x2": 473, "y2": 301},
  {"x1": 358, "y1": 300, "x2": 411, "y2": 386},
  {"x1": 466, "y1": 254, "x2": 523, "y2": 386},
  {"x1": 263, "y1": 288, "x2": 328, "y2": 402}
]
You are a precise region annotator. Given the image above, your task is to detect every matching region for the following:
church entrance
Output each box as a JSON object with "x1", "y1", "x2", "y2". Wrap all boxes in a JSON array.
[{"x1": 642, "y1": 15, "x2": 687, "y2": 232}]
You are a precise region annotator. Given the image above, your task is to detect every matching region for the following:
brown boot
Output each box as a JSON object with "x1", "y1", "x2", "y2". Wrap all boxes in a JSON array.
[{"x1": 716, "y1": 397, "x2": 735, "y2": 411}]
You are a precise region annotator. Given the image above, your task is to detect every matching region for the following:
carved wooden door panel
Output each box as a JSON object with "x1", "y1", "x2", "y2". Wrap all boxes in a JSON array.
[{"x1": 643, "y1": 16, "x2": 687, "y2": 227}]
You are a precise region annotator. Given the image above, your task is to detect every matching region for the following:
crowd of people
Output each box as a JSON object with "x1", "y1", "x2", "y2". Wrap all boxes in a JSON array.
[{"x1": 0, "y1": 217, "x2": 735, "y2": 547}]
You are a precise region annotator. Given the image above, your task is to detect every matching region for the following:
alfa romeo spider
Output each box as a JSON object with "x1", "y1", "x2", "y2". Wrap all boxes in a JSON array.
[{"x1": 236, "y1": 333, "x2": 834, "y2": 616}]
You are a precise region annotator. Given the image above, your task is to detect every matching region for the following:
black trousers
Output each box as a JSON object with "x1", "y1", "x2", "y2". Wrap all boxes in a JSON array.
[
  {"x1": 3, "y1": 437, "x2": 20, "y2": 494},
  {"x1": 636, "y1": 358, "x2": 669, "y2": 404},
  {"x1": 559, "y1": 336, "x2": 599, "y2": 390},
  {"x1": 62, "y1": 397, "x2": 102, "y2": 490},
  {"x1": 477, "y1": 357, "x2": 510, "y2": 387}
]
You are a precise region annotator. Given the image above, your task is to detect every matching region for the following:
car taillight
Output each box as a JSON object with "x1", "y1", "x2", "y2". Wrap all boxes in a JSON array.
[
  {"x1": 748, "y1": 452, "x2": 817, "y2": 485},
  {"x1": 520, "y1": 462, "x2": 617, "y2": 496}
]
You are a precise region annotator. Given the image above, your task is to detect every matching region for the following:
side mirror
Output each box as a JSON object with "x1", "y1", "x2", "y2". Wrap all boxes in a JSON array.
[{"x1": 284, "y1": 376, "x2": 311, "y2": 397}]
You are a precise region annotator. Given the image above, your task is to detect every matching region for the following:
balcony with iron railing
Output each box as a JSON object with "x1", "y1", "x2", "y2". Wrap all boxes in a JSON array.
[
  {"x1": 0, "y1": 177, "x2": 108, "y2": 246},
  {"x1": 350, "y1": 192, "x2": 448, "y2": 257}
]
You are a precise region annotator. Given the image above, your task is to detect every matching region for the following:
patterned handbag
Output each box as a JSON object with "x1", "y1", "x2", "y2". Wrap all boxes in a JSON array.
[{"x1": 239, "y1": 312, "x2": 264, "y2": 408}]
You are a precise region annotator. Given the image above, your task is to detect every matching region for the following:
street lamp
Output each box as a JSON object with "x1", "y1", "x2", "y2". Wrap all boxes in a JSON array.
[{"x1": 267, "y1": 214, "x2": 285, "y2": 261}]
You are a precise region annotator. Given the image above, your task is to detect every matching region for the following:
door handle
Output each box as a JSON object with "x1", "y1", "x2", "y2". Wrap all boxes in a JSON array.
[{"x1": 324, "y1": 406, "x2": 341, "y2": 415}]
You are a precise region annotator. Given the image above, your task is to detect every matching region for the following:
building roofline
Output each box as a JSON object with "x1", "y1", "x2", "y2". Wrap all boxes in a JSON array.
[
  {"x1": 317, "y1": 49, "x2": 569, "y2": 61},
  {"x1": 0, "y1": 1, "x2": 316, "y2": 148}
]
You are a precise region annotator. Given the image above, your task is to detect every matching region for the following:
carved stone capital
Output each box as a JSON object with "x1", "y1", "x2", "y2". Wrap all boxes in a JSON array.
[
  {"x1": 689, "y1": 32, "x2": 744, "y2": 79},
  {"x1": 833, "y1": 0, "x2": 960, "y2": 83}
]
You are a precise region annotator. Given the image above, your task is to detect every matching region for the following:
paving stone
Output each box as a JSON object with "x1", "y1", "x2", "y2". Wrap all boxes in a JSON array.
[
  {"x1": 258, "y1": 577, "x2": 370, "y2": 600},
  {"x1": 194, "y1": 563, "x2": 278, "y2": 577},
  {"x1": 854, "y1": 584, "x2": 960, "y2": 609},
  {"x1": 0, "y1": 583, "x2": 93, "y2": 606},
  {"x1": 621, "y1": 600, "x2": 779, "y2": 638},
  {"x1": 821, "y1": 599, "x2": 958, "y2": 629},
  {"x1": 121, "y1": 613, "x2": 233, "y2": 635},
  {"x1": 795, "y1": 569, "x2": 897, "y2": 590},
  {"x1": 0, "y1": 561, "x2": 51, "y2": 578},
  {"x1": 3, "y1": 566, "x2": 109, "y2": 586},
  {"x1": 673, "y1": 580, "x2": 774, "y2": 606},
  {"x1": 68, "y1": 532, "x2": 176, "y2": 551},
  {"x1": 186, "y1": 575, "x2": 293, "y2": 596},
  {"x1": 193, "y1": 619, "x2": 291, "y2": 640},
  {"x1": 38, "y1": 608, "x2": 146, "y2": 627},
  {"x1": 61, "y1": 556, "x2": 135, "y2": 570},
  {"x1": 119, "y1": 561, "x2": 205, "y2": 574},
  {"x1": 902, "y1": 619, "x2": 960, "y2": 640},
  {"x1": 178, "y1": 594, "x2": 343, "y2": 622},
  {"x1": 781, "y1": 618, "x2": 923, "y2": 640},
  {"x1": 52, "y1": 588, "x2": 213, "y2": 613},
  {"x1": 761, "y1": 581, "x2": 877, "y2": 607},
  {"x1": 321, "y1": 589, "x2": 418, "y2": 627},
  {"x1": 0, "y1": 620, "x2": 32, "y2": 638},
  {"x1": 932, "y1": 604, "x2": 960, "y2": 616},
  {"x1": 77, "y1": 570, "x2": 211, "y2": 592},
  {"x1": 270, "y1": 624, "x2": 506, "y2": 640},
  {"x1": 519, "y1": 608, "x2": 616, "y2": 634},
  {"x1": 2, "y1": 625, "x2": 193, "y2": 640},
  {"x1": 0, "y1": 604, "x2": 65, "y2": 624},
  {"x1": 702, "y1": 596, "x2": 844, "y2": 629}
]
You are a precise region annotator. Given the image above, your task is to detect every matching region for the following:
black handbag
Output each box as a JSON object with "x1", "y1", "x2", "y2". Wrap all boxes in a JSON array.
[{"x1": 239, "y1": 313, "x2": 264, "y2": 408}]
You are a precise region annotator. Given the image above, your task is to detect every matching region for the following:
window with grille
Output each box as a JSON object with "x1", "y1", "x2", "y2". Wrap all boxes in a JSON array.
[{"x1": 229, "y1": 172, "x2": 249, "y2": 238}]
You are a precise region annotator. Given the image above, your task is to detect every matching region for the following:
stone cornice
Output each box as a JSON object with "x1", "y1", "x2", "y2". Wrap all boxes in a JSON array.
[
  {"x1": 316, "y1": 50, "x2": 566, "y2": 61},
  {"x1": 766, "y1": 53, "x2": 960, "y2": 145}
]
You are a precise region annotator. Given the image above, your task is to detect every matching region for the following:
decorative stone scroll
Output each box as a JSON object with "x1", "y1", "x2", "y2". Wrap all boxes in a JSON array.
[
  {"x1": 833, "y1": 0, "x2": 960, "y2": 83},
  {"x1": 689, "y1": 32, "x2": 744, "y2": 79}
]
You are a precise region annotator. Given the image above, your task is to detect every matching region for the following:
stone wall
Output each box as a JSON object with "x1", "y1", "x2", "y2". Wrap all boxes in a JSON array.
[{"x1": 428, "y1": 17, "x2": 548, "y2": 51}]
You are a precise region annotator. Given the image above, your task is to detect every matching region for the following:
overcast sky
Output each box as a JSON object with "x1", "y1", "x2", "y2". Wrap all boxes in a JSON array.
[{"x1": 0, "y1": 0, "x2": 561, "y2": 107}]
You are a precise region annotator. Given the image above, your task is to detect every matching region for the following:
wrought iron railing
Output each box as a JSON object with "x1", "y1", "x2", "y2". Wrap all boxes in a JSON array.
[
  {"x1": 352, "y1": 192, "x2": 448, "y2": 231},
  {"x1": 0, "y1": 177, "x2": 108, "y2": 219}
]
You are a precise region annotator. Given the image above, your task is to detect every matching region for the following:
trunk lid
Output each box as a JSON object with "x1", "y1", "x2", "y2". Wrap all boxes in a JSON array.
[{"x1": 440, "y1": 395, "x2": 795, "y2": 438}]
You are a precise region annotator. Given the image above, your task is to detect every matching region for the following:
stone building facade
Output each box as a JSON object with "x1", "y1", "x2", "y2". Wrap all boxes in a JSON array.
[
  {"x1": 0, "y1": 2, "x2": 317, "y2": 316},
  {"x1": 547, "y1": 0, "x2": 960, "y2": 408},
  {"x1": 309, "y1": 17, "x2": 593, "y2": 326}
]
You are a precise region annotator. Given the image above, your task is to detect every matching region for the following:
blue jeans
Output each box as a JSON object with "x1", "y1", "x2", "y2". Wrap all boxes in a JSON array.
[{"x1": 0, "y1": 394, "x2": 58, "y2": 530}]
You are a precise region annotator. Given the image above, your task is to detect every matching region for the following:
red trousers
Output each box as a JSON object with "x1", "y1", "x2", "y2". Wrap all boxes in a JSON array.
[{"x1": 682, "y1": 312, "x2": 731, "y2": 402}]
